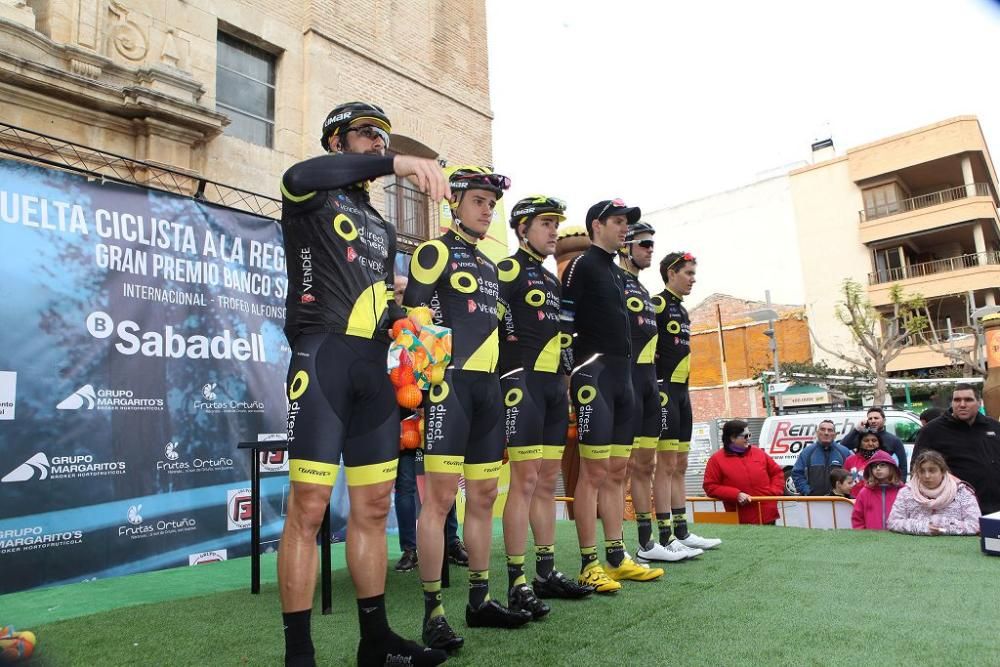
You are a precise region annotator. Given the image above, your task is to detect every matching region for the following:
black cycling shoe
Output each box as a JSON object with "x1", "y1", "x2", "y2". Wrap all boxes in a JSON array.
[
  {"x1": 465, "y1": 599, "x2": 532, "y2": 629},
  {"x1": 394, "y1": 549, "x2": 418, "y2": 572},
  {"x1": 422, "y1": 615, "x2": 464, "y2": 653},
  {"x1": 447, "y1": 540, "x2": 469, "y2": 567},
  {"x1": 356, "y1": 632, "x2": 448, "y2": 667},
  {"x1": 532, "y1": 570, "x2": 595, "y2": 600},
  {"x1": 508, "y1": 584, "x2": 551, "y2": 619}
]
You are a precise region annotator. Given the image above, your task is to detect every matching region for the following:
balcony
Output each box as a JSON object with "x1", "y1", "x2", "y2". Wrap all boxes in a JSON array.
[
  {"x1": 868, "y1": 250, "x2": 1000, "y2": 285},
  {"x1": 867, "y1": 250, "x2": 1000, "y2": 305},
  {"x1": 859, "y1": 183, "x2": 992, "y2": 222}
]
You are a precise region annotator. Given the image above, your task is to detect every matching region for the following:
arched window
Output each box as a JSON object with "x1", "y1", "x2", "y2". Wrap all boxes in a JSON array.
[{"x1": 384, "y1": 135, "x2": 440, "y2": 247}]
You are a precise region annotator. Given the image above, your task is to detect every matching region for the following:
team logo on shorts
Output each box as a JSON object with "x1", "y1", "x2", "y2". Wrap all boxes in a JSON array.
[
  {"x1": 577, "y1": 385, "x2": 596, "y2": 405},
  {"x1": 504, "y1": 388, "x2": 523, "y2": 407},
  {"x1": 289, "y1": 371, "x2": 309, "y2": 400},
  {"x1": 430, "y1": 381, "x2": 450, "y2": 403}
]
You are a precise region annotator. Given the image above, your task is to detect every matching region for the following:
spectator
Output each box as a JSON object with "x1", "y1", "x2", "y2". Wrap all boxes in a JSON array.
[
  {"x1": 840, "y1": 407, "x2": 908, "y2": 481},
  {"x1": 914, "y1": 384, "x2": 1000, "y2": 515},
  {"x1": 843, "y1": 430, "x2": 889, "y2": 498},
  {"x1": 919, "y1": 407, "x2": 944, "y2": 426},
  {"x1": 888, "y1": 449, "x2": 981, "y2": 536},
  {"x1": 703, "y1": 420, "x2": 785, "y2": 525},
  {"x1": 851, "y1": 451, "x2": 903, "y2": 530},
  {"x1": 791, "y1": 420, "x2": 851, "y2": 496},
  {"x1": 829, "y1": 468, "x2": 853, "y2": 500}
]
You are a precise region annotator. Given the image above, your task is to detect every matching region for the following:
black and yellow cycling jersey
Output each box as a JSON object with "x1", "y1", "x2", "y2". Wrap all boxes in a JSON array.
[
  {"x1": 403, "y1": 229, "x2": 501, "y2": 373},
  {"x1": 560, "y1": 245, "x2": 632, "y2": 365},
  {"x1": 654, "y1": 288, "x2": 690, "y2": 386},
  {"x1": 620, "y1": 267, "x2": 659, "y2": 366},
  {"x1": 280, "y1": 153, "x2": 404, "y2": 343},
  {"x1": 497, "y1": 247, "x2": 567, "y2": 375}
]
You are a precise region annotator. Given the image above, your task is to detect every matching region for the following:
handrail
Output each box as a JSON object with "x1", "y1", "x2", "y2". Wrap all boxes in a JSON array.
[
  {"x1": 868, "y1": 250, "x2": 1000, "y2": 285},
  {"x1": 859, "y1": 182, "x2": 992, "y2": 222}
]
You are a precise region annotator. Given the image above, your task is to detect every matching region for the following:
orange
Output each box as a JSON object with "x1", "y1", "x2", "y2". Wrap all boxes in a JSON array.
[
  {"x1": 400, "y1": 430, "x2": 421, "y2": 450},
  {"x1": 396, "y1": 384, "x2": 422, "y2": 409},
  {"x1": 391, "y1": 317, "x2": 417, "y2": 340}
]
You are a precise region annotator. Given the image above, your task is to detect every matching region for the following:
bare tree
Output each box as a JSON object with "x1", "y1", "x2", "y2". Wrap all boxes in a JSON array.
[
  {"x1": 917, "y1": 303, "x2": 987, "y2": 377},
  {"x1": 809, "y1": 279, "x2": 927, "y2": 405}
]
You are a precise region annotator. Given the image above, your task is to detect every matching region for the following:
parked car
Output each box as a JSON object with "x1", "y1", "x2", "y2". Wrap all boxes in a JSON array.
[{"x1": 757, "y1": 409, "x2": 920, "y2": 494}]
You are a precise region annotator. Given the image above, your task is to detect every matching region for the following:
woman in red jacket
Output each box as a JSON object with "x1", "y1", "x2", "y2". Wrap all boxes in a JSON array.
[{"x1": 703, "y1": 420, "x2": 786, "y2": 525}]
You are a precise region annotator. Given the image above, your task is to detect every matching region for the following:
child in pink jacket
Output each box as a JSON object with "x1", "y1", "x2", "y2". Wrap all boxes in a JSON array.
[
  {"x1": 852, "y1": 450, "x2": 903, "y2": 530},
  {"x1": 888, "y1": 449, "x2": 981, "y2": 535}
]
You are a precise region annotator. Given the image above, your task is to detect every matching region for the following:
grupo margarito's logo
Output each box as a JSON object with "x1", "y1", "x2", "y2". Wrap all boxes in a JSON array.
[
  {"x1": 1, "y1": 452, "x2": 126, "y2": 483},
  {"x1": 156, "y1": 440, "x2": 234, "y2": 475},
  {"x1": 86, "y1": 310, "x2": 268, "y2": 363},
  {"x1": 0, "y1": 525, "x2": 84, "y2": 555},
  {"x1": 1, "y1": 453, "x2": 49, "y2": 482},
  {"x1": 188, "y1": 549, "x2": 228, "y2": 566},
  {"x1": 118, "y1": 504, "x2": 197, "y2": 540},
  {"x1": 56, "y1": 383, "x2": 164, "y2": 411}
]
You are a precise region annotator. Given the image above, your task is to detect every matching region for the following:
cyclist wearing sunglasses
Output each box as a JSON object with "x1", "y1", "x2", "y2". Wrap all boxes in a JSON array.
[
  {"x1": 655, "y1": 252, "x2": 722, "y2": 552},
  {"x1": 560, "y1": 199, "x2": 663, "y2": 593},
  {"x1": 403, "y1": 166, "x2": 532, "y2": 651},
  {"x1": 617, "y1": 224, "x2": 699, "y2": 565},
  {"x1": 495, "y1": 196, "x2": 596, "y2": 616},
  {"x1": 277, "y1": 101, "x2": 450, "y2": 667}
]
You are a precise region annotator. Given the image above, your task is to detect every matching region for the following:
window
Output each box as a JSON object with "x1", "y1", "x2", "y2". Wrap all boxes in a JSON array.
[
  {"x1": 862, "y1": 183, "x2": 906, "y2": 220},
  {"x1": 216, "y1": 33, "x2": 276, "y2": 147},
  {"x1": 384, "y1": 175, "x2": 431, "y2": 241}
]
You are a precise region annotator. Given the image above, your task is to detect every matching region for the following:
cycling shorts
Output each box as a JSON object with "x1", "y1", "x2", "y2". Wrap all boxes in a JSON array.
[
  {"x1": 570, "y1": 354, "x2": 635, "y2": 460},
  {"x1": 423, "y1": 368, "x2": 505, "y2": 480},
  {"x1": 500, "y1": 368, "x2": 568, "y2": 462},
  {"x1": 285, "y1": 332, "x2": 399, "y2": 487},
  {"x1": 658, "y1": 380, "x2": 692, "y2": 453},
  {"x1": 630, "y1": 364, "x2": 660, "y2": 450}
]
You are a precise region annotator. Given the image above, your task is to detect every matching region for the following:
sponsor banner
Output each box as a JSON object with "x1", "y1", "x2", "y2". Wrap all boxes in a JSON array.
[
  {"x1": 227, "y1": 487, "x2": 253, "y2": 531},
  {"x1": 0, "y1": 157, "x2": 291, "y2": 593},
  {"x1": 189, "y1": 549, "x2": 228, "y2": 565}
]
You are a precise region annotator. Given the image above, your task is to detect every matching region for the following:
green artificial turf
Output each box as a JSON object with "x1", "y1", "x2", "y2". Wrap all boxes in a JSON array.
[{"x1": 6, "y1": 522, "x2": 999, "y2": 666}]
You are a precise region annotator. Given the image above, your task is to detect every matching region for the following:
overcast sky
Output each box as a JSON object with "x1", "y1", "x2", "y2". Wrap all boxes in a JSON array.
[{"x1": 486, "y1": 0, "x2": 1000, "y2": 227}]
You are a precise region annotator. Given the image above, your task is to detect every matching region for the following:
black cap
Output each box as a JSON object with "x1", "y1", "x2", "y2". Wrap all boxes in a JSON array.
[{"x1": 586, "y1": 199, "x2": 641, "y2": 226}]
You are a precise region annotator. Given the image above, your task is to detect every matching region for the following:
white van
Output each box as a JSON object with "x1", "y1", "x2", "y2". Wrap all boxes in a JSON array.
[{"x1": 757, "y1": 409, "x2": 921, "y2": 494}]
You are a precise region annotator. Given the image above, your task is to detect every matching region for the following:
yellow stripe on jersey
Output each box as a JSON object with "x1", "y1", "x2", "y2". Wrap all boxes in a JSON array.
[
  {"x1": 533, "y1": 333, "x2": 563, "y2": 373},
  {"x1": 636, "y1": 334, "x2": 658, "y2": 365},
  {"x1": 462, "y1": 327, "x2": 499, "y2": 372},
  {"x1": 345, "y1": 281, "x2": 387, "y2": 338},
  {"x1": 280, "y1": 181, "x2": 316, "y2": 203},
  {"x1": 671, "y1": 354, "x2": 691, "y2": 383}
]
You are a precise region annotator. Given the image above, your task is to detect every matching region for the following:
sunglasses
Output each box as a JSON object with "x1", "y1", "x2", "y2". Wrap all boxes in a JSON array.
[
  {"x1": 667, "y1": 251, "x2": 696, "y2": 270},
  {"x1": 737, "y1": 431, "x2": 751, "y2": 439},
  {"x1": 452, "y1": 172, "x2": 511, "y2": 191},
  {"x1": 626, "y1": 239, "x2": 654, "y2": 249},
  {"x1": 597, "y1": 198, "x2": 627, "y2": 220},
  {"x1": 346, "y1": 125, "x2": 390, "y2": 147}
]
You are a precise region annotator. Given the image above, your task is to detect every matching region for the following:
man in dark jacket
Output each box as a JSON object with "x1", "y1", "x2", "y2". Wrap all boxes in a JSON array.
[
  {"x1": 914, "y1": 384, "x2": 1000, "y2": 515},
  {"x1": 840, "y1": 407, "x2": 908, "y2": 480},
  {"x1": 791, "y1": 420, "x2": 852, "y2": 495}
]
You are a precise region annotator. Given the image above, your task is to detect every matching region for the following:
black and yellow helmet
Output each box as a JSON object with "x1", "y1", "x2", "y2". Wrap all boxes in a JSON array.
[
  {"x1": 449, "y1": 166, "x2": 511, "y2": 199},
  {"x1": 509, "y1": 195, "x2": 567, "y2": 230},
  {"x1": 625, "y1": 221, "x2": 655, "y2": 243},
  {"x1": 320, "y1": 102, "x2": 391, "y2": 152}
]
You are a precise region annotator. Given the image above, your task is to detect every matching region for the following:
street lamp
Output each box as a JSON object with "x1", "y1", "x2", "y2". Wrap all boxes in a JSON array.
[
  {"x1": 971, "y1": 304, "x2": 1000, "y2": 366},
  {"x1": 742, "y1": 290, "x2": 783, "y2": 414}
]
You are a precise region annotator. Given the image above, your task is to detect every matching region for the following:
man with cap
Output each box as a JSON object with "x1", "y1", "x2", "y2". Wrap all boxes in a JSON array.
[
  {"x1": 560, "y1": 200, "x2": 664, "y2": 594},
  {"x1": 277, "y1": 101, "x2": 449, "y2": 667},
  {"x1": 404, "y1": 167, "x2": 533, "y2": 653},
  {"x1": 497, "y1": 196, "x2": 596, "y2": 620}
]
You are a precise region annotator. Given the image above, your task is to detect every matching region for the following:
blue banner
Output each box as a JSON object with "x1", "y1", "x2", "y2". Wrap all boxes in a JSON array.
[{"x1": 0, "y1": 157, "x2": 353, "y2": 593}]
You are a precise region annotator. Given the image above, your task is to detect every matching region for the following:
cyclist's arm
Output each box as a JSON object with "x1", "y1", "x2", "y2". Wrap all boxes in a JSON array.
[
  {"x1": 402, "y1": 240, "x2": 445, "y2": 310},
  {"x1": 281, "y1": 153, "x2": 396, "y2": 199},
  {"x1": 559, "y1": 255, "x2": 585, "y2": 372}
]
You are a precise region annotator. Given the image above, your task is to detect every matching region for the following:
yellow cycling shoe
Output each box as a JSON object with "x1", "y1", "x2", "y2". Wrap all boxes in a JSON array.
[
  {"x1": 577, "y1": 563, "x2": 622, "y2": 593},
  {"x1": 605, "y1": 557, "x2": 664, "y2": 582}
]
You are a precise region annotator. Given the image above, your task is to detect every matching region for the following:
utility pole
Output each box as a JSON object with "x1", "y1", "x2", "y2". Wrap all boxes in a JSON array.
[
  {"x1": 762, "y1": 291, "x2": 783, "y2": 414},
  {"x1": 716, "y1": 303, "x2": 731, "y2": 416}
]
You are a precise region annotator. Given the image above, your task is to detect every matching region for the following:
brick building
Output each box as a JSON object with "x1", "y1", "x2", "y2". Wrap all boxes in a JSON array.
[
  {"x1": 687, "y1": 294, "x2": 813, "y2": 421},
  {"x1": 0, "y1": 0, "x2": 492, "y2": 246}
]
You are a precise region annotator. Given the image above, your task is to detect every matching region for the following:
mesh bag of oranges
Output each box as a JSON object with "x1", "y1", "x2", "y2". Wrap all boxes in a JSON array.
[{"x1": 388, "y1": 307, "x2": 452, "y2": 408}]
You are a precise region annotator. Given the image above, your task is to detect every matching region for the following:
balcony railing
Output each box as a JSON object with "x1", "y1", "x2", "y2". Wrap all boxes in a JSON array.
[
  {"x1": 868, "y1": 250, "x2": 1000, "y2": 285},
  {"x1": 384, "y1": 181, "x2": 438, "y2": 250},
  {"x1": 859, "y1": 182, "x2": 993, "y2": 222}
]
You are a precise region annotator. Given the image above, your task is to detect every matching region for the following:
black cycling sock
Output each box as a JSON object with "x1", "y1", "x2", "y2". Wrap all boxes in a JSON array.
[
  {"x1": 468, "y1": 569, "x2": 491, "y2": 609},
  {"x1": 580, "y1": 545, "x2": 598, "y2": 573},
  {"x1": 636, "y1": 512, "x2": 653, "y2": 550},
  {"x1": 422, "y1": 580, "x2": 444, "y2": 623},
  {"x1": 535, "y1": 544, "x2": 555, "y2": 580},
  {"x1": 656, "y1": 512, "x2": 672, "y2": 546},
  {"x1": 282, "y1": 609, "x2": 314, "y2": 665},
  {"x1": 506, "y1": 554, "x2": 526, "y2": 590},
  {"x1": 357, "y1": 594, "x2": 390, "y2": 641},
  {"x1": 604, "y1": 538, "x2": 625, "y2": 567},
  {"x1": 672, "y1": 507, "x2": 690, "y2": 540},
  {"x1": 356, "y1": 631, "x2": 448, "y2": 667}
]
